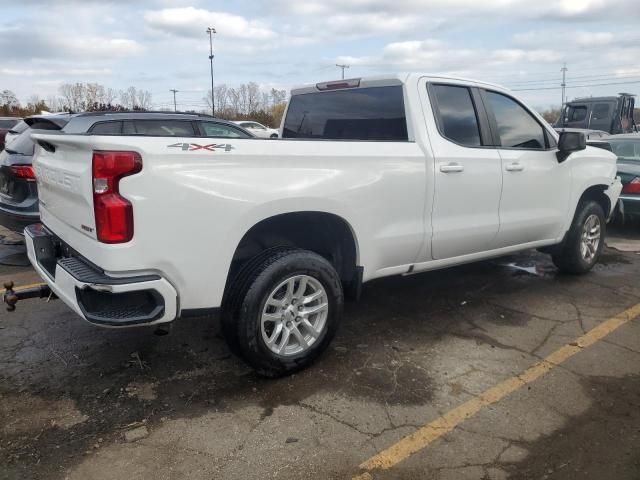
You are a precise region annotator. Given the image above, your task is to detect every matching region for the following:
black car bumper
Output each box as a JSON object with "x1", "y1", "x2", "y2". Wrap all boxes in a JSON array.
[{"x1": 0, "y1": 205, "x2": 39, "y2": 233}]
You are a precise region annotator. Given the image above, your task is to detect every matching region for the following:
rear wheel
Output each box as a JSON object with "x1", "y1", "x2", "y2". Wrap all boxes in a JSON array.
[
  {"x1": 222, "y1": 249, "x2": 342, "y2": 377},
  {"x1": 552, "y1": 200, "x2": 605, "y2": 274}
]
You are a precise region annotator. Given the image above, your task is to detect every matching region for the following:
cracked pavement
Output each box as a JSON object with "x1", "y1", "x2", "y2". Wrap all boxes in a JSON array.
[{"x1": 1, "y1": 225, "x2": 640, "y2": 479}]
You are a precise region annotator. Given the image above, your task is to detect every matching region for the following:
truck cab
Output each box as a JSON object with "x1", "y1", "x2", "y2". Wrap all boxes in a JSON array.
[{"x1": 556, "y1": 94, "x2": 636, "y2": 134}]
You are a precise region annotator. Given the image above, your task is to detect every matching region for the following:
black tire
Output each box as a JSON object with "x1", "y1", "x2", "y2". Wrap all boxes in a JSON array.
[
  {"x1": 222, "y1": 249, "x2": 343, "y2": 377},
  {"x1": 269, "y1": 134, "x2": 278, "y2": 139},
  {"x1": 552, "y1": 200, "x2": 606, "y2": 274}
]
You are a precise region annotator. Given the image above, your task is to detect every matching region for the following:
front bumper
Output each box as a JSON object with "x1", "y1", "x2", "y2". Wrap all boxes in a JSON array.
[{"x1": 25, "y1": 223, "x2": 177, "y2": 327}]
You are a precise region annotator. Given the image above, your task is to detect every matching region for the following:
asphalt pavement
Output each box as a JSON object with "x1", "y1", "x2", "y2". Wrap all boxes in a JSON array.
[{"x1": 1, "y1": 225, "x2": 639, "y2": 480}]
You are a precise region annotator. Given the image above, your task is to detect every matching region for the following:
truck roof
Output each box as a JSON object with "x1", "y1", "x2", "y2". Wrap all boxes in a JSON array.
[
  {"x1": 290, "y1": 73, "x2": 507, "y2": 96},
  {"x1": 568, "y1": 95, "x2": 635, "y2": 103}
]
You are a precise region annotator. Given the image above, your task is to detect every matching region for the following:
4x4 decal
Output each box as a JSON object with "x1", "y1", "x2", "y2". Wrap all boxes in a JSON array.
[{"x1": 168, "y1": 142, "x2": 235, "y2": 152}]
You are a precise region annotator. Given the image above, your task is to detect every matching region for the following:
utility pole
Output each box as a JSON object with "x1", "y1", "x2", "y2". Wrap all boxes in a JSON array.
[
  {"x1": 207, "y1": 27, "x2": 216, "y2": 117},
  {"x1": 169, "y1": 89, "x2": 178, "y2": 112},
  {"x1": 560, "y1": 63, "x2": 568, "y2": 109},
  {"x1": 336, "y1": 64, "x2": 349, "y2": 80}
]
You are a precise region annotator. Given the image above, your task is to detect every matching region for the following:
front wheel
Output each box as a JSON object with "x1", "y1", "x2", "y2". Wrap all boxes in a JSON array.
[
  {"x1": 223, "y1": 249, "x2": 343, "y2": 377},
  {"x1": 552, "y1": 200, "x2": 606, "y2": 274}
]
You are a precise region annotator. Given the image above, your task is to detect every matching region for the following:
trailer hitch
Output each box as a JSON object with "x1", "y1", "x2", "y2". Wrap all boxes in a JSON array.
[{"x1": 3, "y1": 281, "x2": 55, "y2": 312}]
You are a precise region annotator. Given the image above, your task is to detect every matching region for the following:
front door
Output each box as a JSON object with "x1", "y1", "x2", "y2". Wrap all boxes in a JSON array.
[{"x1": 482, "y1": 90, "x2": 571, "y2": 247}]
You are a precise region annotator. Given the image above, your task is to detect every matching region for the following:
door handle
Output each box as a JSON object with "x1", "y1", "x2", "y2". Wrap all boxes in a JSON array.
[
  {"x1": 440, "y1": 163, "x2": 464, "y2": 173},
  {"x1": 505, "y1": 162, "x2": 524, "y2": 172}
]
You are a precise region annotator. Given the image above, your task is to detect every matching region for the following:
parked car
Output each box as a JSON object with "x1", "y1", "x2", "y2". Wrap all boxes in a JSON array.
[
  {"x1": 555, "y1": 94, "x2": 636, "y2": 134},
  {"x1": 586, "y1": 139, "x2": 613, "y2": 152},
  {"x1": 0, "y1": 114, "x2": 72, "y2": 232},
  {"x1": 0, "y1": 117, "x2": 22, "y2": 150},
  {"x1": 24, "y1": 74, "x2": 621, "y2": 377},
  {"x1": 232, "y1": 120, "x2": 279, "y2": 138},
  {"x1": 0, "y1": 112, "x2": 253, "y2": 233},
  {"x1": 3, "y1": 119, "x2": 29, "y2": 148},
  {"x1": 607, "y1": 134, "x2": 640, "y2": 221}
]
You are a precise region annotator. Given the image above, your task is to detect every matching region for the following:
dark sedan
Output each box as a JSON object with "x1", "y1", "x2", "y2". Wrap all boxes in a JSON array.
[
  {"x1": 0, "y1": 117, "x2": 22, "y2": 150},
  {"x1": 608, "y1": 135, "x2": 640, "y2": 221},
  {"x1": 0, "y1": 115, "x2": 71, "y2": 232}
]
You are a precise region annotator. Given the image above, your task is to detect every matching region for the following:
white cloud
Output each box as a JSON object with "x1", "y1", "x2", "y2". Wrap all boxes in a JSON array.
[
  {"x1": 337, "y1": 40, "x2": 562, "y2": 75},
  {"x1": 144, "y1": 7, "x2": 276, "y2": 40}
]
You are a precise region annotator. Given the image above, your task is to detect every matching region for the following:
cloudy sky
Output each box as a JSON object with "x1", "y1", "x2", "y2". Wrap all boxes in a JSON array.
[{"x1": 2, "y1": 0, "x2": 640, "y2": 110}]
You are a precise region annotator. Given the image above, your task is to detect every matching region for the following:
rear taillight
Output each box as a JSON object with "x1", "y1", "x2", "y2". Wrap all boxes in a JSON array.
[
  {"x1": 622, "y1": 177, "x2": 640, "y2": 195},
  {"x1": 92, "y1": 151, "x2": 142, "y2": 243},
  {"x1": 10, "y1": 165, "x2": 36, "y2": 181}
]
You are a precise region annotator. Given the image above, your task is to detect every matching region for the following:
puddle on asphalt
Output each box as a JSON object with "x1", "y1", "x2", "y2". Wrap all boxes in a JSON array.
[{"x1": 498, "y1": 262, "x2": 556, "y2": 277}]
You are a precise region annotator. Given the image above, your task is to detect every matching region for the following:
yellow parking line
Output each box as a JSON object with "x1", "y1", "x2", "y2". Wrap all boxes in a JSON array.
[
  {"x1": 353, "y1": 302, "x2": 640, "y2": 479},
  {"x1": 0, "y1": 282, "x2": 48, "y2": 295}
]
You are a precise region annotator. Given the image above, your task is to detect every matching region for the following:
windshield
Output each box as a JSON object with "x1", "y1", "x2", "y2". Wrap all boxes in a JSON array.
[{"x1": 609, "y1": 139, "x2": 640, "y2": 161}]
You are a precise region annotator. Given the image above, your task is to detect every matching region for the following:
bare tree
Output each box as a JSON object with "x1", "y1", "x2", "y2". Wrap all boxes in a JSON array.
[
  {"x1": 247, "y1": 82, "x2": 261, "y2": 113},
  {"x1": 0, "y1": 90, "x2": 20, "y2": 108},
  {"x1": 136, "y1": 89, "x2": 152, "y2": 110},
  {"x1": 238, "y1": 84, "x2": 249, "y2": 115},
  {"x1": 46, "y1": 95, "x2": 64, "y2": 112},
  {"x1": 270, "y1": 88, "x2": 287, "y2": 105},
  {"x1": 104, "y1": 88, "x2": 118, "y2": 105},
  {"x1": 227, "y1": 88, "x2": 240, "y2": 114},
  {"x1": 59, "y1": 83, "x2": 86, "y2": 111}
]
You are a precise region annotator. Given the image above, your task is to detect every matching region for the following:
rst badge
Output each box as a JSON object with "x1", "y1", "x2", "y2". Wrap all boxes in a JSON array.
[{"x1": 168, "y1": 142, "x2": 235, "y2": 152}]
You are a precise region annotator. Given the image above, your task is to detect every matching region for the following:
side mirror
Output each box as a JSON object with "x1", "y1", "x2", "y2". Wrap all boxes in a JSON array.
[{"x1": 556, "y1": 131, "x2": 586, "y2": 163}]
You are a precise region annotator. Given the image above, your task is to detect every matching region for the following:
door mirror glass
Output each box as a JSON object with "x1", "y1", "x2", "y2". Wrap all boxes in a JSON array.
[{"x1": 557, "y1": 131, "x2": 586, "y2": 162}]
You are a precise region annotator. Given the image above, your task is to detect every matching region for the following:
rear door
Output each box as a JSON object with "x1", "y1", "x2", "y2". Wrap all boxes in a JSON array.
[
  {"x1": 426, "y1": 82, "x2": 502, "y2": 259},
  {"x1": 482, "y1": 89, "x2": 570, "y2": 247}
]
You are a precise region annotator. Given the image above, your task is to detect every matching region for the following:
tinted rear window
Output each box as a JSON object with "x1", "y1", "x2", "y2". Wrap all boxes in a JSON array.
[{"x1": 282, "y1": 86, "x2": 408, "y2": 141}]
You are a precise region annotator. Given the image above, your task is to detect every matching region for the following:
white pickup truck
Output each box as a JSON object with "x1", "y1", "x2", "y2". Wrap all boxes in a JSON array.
[{"x1": 26, "y1": 74, "x2": 621, "y2": 377}]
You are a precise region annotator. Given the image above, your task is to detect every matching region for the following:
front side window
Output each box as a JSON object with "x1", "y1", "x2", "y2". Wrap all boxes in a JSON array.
[
  {"x1": 568, "y1": 106, "x2": 588, "y2": 122},
  {"x1": 485, "y1": 91, "x2": 545, "y2": 149},
  {"x1": 282, "y1": 85, "x2": 408, "y2": 141},
  {"x1": 431, "y1": 84, "x2": 481, "y2": 147},
  {"x1": 201, "y1": 122, "x2": 250, "y2": 138}
]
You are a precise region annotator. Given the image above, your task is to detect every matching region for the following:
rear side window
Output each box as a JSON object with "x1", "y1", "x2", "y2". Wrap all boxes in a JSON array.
[
  {"x1": 485, "y1": 91, "x2": 545, "y2": 149},
  {"x1": 90, "y1": 121, "x2": 122, "y2": 135},
  {"x1": 282, "y1": 86, "x2": 408, "y2": 141},
  {"x1": 430, "y1": 84, "x2": 481, "y2": 147},
  {"x1": 128, "y1": 120, "x2": 196, "y2": 136},
  {"x1": 201, "y1": 122, "x2": 250, "y2": 138}
]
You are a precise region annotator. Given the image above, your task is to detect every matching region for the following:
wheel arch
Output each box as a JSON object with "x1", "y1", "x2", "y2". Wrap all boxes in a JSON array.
[{"x1": 223, "y1": 211, "x2": 362, "y2": 302}]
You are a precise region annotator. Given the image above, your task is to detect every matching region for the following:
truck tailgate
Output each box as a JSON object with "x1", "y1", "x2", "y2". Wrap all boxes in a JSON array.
[{"x1": 31, "y1": 133, "x2": 98, "y2": 239}]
